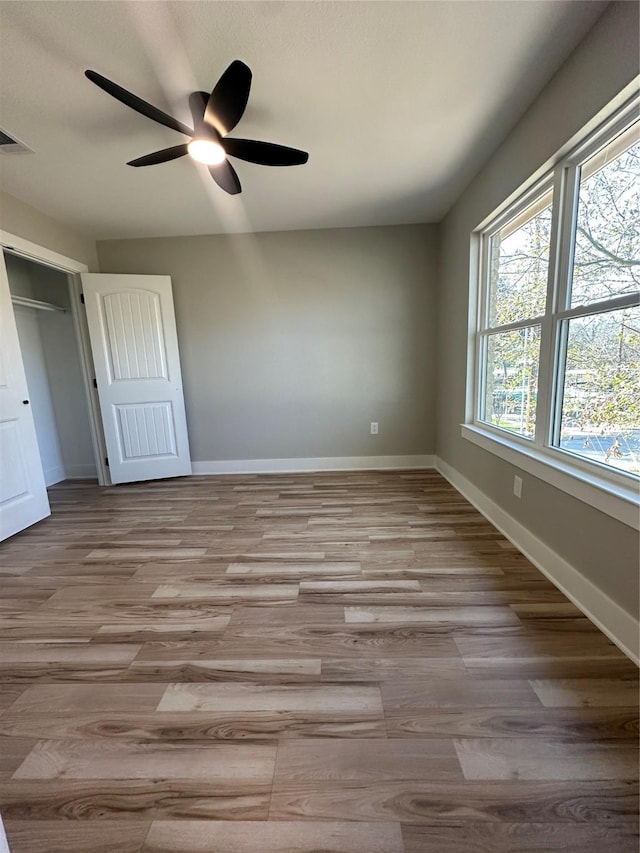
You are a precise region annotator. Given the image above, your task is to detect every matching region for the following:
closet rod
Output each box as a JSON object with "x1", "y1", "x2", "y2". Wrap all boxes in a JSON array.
[{"x1": 11, "y1": 295, "x2": 66, "y2": 313}]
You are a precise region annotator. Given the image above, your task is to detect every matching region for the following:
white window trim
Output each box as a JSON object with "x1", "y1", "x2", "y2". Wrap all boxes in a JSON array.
[{"x1": 464, "y1": 90, "x2": 640, "y2": 531}]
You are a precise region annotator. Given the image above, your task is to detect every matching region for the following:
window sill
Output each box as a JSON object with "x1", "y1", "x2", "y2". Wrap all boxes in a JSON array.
[{"x1": 461, "y1": 423, "x2": 639, "y2": 530}]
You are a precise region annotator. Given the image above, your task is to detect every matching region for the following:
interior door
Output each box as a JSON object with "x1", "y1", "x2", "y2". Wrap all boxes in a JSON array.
[
  {"x1": 80, "y1": 273, "x2": 192, "y2": 484},
  {"x1": 0, "y1": 252, "x2": 51, "y2": 541}
]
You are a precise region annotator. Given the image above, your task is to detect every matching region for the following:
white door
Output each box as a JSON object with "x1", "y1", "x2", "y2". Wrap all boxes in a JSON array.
[
  {"x1": 0, "y1": 252, "x2": 50, "y2": 541},
  {"x1": 80, "y1": 274, "x2": 192, "y2": 484}
]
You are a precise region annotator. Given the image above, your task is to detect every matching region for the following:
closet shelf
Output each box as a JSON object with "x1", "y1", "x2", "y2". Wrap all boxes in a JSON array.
[{"x1": 11, "y1": 295, "x2": 67, "y2": 313}]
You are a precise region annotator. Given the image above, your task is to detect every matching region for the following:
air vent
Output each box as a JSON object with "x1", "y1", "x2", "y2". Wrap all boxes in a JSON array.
[{"x1": 0, "y1": 129, "x2": 33, "y2": 154}]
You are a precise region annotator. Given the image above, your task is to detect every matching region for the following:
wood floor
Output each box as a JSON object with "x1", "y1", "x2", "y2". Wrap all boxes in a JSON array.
[{"x1": 0, "y1": 470, "x2": 637, "y2": 852}]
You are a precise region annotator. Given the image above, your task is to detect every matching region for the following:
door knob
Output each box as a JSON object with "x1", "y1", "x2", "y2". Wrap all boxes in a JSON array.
[{"x1": 22, "y1": 400, "x2": 29, "y2": 405}]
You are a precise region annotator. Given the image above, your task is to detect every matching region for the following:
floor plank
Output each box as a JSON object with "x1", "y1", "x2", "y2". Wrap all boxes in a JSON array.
[
  {"x1": 530, "y1": 678, "x2": 640, "y2": 707},
  {"x1": 0, "y1": 779, "x2": 270, "y2": 820},
  {"x1": 273, "y1": 738, "x2": 462, "y2": 782},
  {"x1": 380, "y1": 677, "x2": 540, "y2": 710},
  {"x1": 3, "y1": 820, "x2": 151, "y2": 853},
  {"x1": 269, "y1": 779, "x2": 639, "y2": 823},
  {"x1": 453, "y1": 738, "x2": 639, "y2": 780},
  {"x1": 401, "y1": 822, "x2": 639, "y2": 853},
  {"x1": 12, "y1": 739, "x2": 277, "y2": 782},
  {"x1": 157, "y1": 683, "x2": 383, "y2": 714},
  {"x1": 142, "y1": 820, "x2": 404, "y2": 852}
]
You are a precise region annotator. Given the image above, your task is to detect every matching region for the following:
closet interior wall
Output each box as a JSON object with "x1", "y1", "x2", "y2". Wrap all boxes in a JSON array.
[{"x1": 5, "y1": 253, "x2": 97, "y2": 485}]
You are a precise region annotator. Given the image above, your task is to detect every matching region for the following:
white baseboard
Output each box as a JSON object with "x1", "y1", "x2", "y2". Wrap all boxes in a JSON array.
[
  {"x1": 192, "y1": 454, "x2": 435, "y2": 476},
  {"x1": 435, "y1": 456, "x2": 639, "y2": 665}
]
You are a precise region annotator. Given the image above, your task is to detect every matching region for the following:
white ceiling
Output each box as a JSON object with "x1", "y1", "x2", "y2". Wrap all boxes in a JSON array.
[{"x1": 0, "y1": 1, "x2": 607, "y2": 240}]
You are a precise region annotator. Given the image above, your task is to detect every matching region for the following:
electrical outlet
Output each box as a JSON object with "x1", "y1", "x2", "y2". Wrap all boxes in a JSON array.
[
  {"x1": 370, "y1": 422, "x2": 379, "y2": 435},
  {"x1": 513, "y1": 475, "x2": 523, "y2": 499}
]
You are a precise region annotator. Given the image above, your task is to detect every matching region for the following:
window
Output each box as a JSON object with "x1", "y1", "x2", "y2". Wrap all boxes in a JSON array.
[
  {"x1": 479, "y1": 190, "x2": 552, "y2": 439},
  {"x1": 469, "y1": 95, "x2": 640, "y2": 516}
]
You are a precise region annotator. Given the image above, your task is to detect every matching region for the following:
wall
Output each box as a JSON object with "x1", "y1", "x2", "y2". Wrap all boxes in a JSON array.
[
  {"x1": 13, "y1": 305, "x2": 65, "y2": 486},
  {"x1": 0, "y1": 190, "x2": 98, "y2": 270},
  {"x1": 5, "y1": 253, "x2": 97, "y2": 479},
  {"x1": 436, "y1": 1, "x2": 639, "y2": 620},
  {"x1": 97, "y1": 224, "x2": 438, "y2": 465}
]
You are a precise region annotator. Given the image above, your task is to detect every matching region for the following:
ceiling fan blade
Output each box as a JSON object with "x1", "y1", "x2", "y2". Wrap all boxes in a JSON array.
[
  {"x1": 208, "y1": 159, "x2": 242, "y2": 195},
  {"x1": 127, "y1": 145, "x2": 189, "y2": 167},
  {"x1": 223, "y1": 138, "x2": 309, "y2": 166},
  {"x1": 188, "y1": 91, "x2": 210, "y2": 134},
  {"x1": 204, "y1": 60, "x2": 252, "y2": 136},
  {"x1": 85, "y1": 70, "x2": 194, "y2": 137}
]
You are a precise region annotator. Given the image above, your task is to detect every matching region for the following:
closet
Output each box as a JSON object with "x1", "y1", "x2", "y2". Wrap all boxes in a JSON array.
[
  {"x1": 5, "y1": 252, "x2": 97, "y2": 485},
  {"x1": 1, "y1": 247, "x2": 192, "y2": 540}
]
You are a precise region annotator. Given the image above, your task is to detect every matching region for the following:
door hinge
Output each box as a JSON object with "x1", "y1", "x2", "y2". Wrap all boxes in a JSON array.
[
  {"x1": 93, "y1": 378, "x2": 97, "y2": 389},
  {"x1": 104, "y1": 456, "x2": 109, "y2": 468},
  {"x1": 80, "y1": 293, "x2": 85, "y2": 304}
]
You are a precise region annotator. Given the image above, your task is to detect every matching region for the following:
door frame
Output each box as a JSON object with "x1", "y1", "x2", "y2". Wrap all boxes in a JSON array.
[{"x1": 1, "y1": 230, "x2": 110, "y2": 486}]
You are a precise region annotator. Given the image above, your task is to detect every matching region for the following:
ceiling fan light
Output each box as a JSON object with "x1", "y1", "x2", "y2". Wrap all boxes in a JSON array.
[{"x1": 187, "y1": 138, "x2": 226, "y2": 165}]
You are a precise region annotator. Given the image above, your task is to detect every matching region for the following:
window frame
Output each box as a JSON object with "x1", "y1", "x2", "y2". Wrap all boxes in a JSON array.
[
  {"x1": 465, "y1": 92, "x2": 640, "y2": 530},
  {"x1": 474, "y1": 176, "x2": 553, "y2": 441}
]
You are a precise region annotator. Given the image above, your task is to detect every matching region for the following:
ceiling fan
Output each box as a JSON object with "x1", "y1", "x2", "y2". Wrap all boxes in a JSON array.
[{"x1": 85, "y1": 60, "x2": 309, "y2": 195}]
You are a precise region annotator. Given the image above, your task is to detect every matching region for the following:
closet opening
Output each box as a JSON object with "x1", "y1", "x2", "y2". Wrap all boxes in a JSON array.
[{"x1": 4, "y1": 250, "x2": 108, "y2": 490}]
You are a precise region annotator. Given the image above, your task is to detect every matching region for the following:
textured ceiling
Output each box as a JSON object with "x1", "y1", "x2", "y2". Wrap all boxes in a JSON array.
[{"x1": 0, "y1": 1, "x2": 607, "y2": 240}]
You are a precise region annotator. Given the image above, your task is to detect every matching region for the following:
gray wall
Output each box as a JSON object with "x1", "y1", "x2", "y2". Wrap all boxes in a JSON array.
[
  {"x1": 98, "y1": 224, "x2": 438, "y2": 463},
  {"x1": 1, "y1": 190, "x2": 98, "y2": 270},
  {"x1": 13, "y1": 305, "x2": 66, "y2": 485},
  {"x1": 436, "y1": 0, "x2": 639, "y2": 617}
]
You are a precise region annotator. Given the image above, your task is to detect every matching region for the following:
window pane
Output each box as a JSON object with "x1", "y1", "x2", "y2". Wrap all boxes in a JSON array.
[
  {"x1": 481, "y1": 325, "x2": 541, "y2": 439},
  {"x1": 570, "y1": 123, "x2": 640, "y2": 307},
  {"x1": 488, "y1": 194, "x2": 552, "y2": 327},
  {"x1": 556, "y1": 307, "x2": 640, "y2": 477}
]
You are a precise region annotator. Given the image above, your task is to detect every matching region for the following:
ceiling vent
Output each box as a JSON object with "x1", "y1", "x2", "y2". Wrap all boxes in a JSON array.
[{"x1": 0, "y1": 129, "x2": 33, "y2": 154}]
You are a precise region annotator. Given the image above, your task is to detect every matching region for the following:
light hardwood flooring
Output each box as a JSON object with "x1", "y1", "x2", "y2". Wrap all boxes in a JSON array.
[{"x1": 0, "y1": 470, "x2": 637, "y2": 852}]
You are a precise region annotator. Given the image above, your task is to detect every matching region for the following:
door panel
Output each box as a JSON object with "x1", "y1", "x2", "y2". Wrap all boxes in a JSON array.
[
  {"x1": 116, "y1": 402, "x2": 177, "y2": 459},
  {"x1": 80, "y1": 274, "x2": 191, "y2": 484},
  {"x1": 0, "y1": 420, "x2": 31, "y2": 501},
  {"x1": 0, "y1": 252, "x2": 50, "y2": 541},
  {"x1": 103, "y1": 290, "x2": 167, "y2": 380}
]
